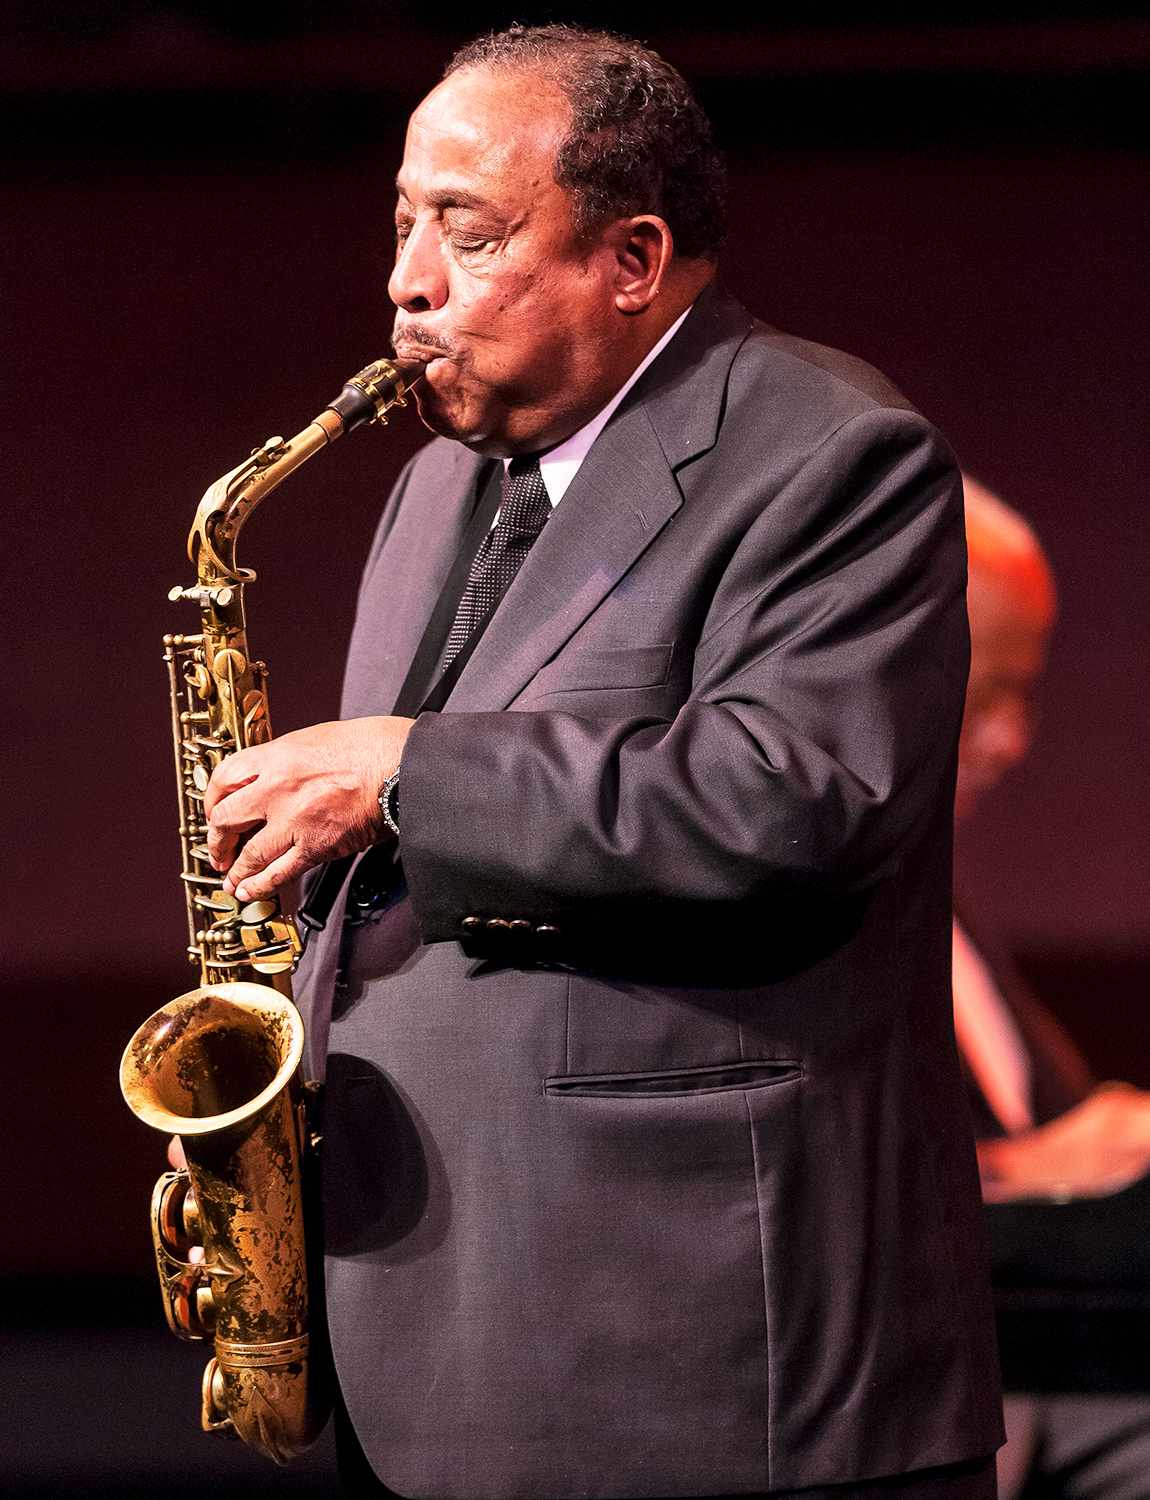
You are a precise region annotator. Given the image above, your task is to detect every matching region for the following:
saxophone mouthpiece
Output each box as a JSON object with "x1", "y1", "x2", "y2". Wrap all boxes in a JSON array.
[{"x1": 326, "y1": 357, "x2": 426, "y2": 433}]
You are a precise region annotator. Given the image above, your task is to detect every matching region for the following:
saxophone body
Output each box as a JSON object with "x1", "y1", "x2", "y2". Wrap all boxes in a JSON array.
[{"x1": 120, "y1": 357, "x2": 422, "y2": 1463}]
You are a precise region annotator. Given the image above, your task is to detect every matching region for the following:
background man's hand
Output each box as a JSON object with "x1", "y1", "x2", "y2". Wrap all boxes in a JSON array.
[
  {"x1": 204, "y1": 715, "x2": 414, "y2": 900},
  {"x1": 977, "y1": 1082, "x2": 1150, "y2": 1203}
]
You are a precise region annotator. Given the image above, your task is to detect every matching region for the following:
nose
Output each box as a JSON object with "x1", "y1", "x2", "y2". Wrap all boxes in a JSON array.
[{"x1": 388, "y1": 219, "x2": 447, "y2": 314}]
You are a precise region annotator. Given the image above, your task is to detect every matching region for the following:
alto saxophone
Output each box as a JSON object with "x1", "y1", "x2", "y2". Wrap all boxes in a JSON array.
[{"x1": 119, "y1": 357, "x2": 423, "y2": 1464}]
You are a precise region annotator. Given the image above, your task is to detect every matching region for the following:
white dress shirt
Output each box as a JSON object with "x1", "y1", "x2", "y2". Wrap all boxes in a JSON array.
[{"x1": 498, "y1": 306, "x2": 692, "y2": 513}]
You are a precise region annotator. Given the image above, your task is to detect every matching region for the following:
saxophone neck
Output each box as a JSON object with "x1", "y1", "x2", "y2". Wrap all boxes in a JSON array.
[
  {"x1": 186, "y1": 356, "x2": 424, "y2": 586},
  {"x1": 188, "y1": 423, "x2": 334, "y2": 585}
]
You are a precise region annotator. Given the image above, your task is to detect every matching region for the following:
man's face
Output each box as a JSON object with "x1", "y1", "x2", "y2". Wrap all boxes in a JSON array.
[
  {"x1": 956, "y1": 567, "x2": 1049, "y2": 819},
  {"x1": 389, "y1": 67, "x2": 625, "y2": 455}
]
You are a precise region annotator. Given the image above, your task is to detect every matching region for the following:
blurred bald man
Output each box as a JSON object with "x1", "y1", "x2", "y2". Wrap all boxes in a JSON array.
[{"x1": 956, "y1": 477, "x2": 1150, "y2": 1498}]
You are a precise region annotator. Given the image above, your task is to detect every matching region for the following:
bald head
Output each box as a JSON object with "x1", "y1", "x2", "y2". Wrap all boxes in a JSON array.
[
  {"x1": 957, "y1": 477, "x2": 1056, "y2": 818},
  {"x1": 964, "y1": 474, "x2": 1056, "y2": 629}
]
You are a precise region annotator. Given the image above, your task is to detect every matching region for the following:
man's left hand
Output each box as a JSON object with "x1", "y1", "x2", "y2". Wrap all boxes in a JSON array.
[{"x1": 204, "y1": 715, "x2": 415, "y2": 900}]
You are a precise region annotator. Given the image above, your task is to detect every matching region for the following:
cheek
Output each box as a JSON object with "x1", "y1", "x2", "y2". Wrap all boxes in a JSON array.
[
  {"x1": 471, "y1": 296, "x2": 568, "y2": 380},
  {"x1": 456, "y1": 257, "x2": 541, "y2": 317}
]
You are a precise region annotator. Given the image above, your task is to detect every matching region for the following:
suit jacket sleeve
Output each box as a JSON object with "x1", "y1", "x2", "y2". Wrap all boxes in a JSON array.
[{"x1": 398, "y1": 405, "x2": 968, "y2": 950}]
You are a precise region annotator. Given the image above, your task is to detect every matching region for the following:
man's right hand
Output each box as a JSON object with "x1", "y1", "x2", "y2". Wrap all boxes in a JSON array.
[{"x1": 978, "y1": 1082, "x2": 1150, "y2": 1202}]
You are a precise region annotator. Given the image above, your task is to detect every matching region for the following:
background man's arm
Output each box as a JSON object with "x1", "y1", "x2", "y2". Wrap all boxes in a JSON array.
[{"x1": 979, "y1": 1083, "x2": 1150, "y2": 1202}]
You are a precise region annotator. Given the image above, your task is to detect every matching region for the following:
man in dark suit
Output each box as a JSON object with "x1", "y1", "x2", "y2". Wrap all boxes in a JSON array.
[
  {"x1": 955, "y1": 480, "x2": 1150, "y2": 1498},
  {"x1": 203, "y1": 24, "x2": 1002, "y2": 1499}
]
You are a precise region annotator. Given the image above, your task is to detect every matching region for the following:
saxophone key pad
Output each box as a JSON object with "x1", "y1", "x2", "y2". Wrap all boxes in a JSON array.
[{"x1": 241, "y1": 900, "x2": 277, "y2": 924}]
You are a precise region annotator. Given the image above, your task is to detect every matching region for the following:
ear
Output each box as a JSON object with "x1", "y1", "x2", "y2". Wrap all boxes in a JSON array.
[{"x1": 611, "y1": 216, "x2": 674, "y2": 313}]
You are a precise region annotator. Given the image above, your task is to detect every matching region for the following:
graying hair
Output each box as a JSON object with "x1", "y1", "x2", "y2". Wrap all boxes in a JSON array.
[{"x1": 446, "y1": 23, "x2": 727, "y2": 259}]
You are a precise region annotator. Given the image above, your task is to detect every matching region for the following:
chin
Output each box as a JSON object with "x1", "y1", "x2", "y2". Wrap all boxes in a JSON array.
[
  {"x1": 413, "y1": 384, "x2": 515, "y2": 455},
  {"x1": 414, "y1": 385, "x2": 470, "y2": 440},
  {"x1": 412, "y1": 365, "x2": 468, "y2": 424}
]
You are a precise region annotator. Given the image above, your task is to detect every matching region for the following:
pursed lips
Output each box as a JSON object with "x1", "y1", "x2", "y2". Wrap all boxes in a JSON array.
[{"x1": 392, "y1": 332, "x2": 457, "y2": 365}]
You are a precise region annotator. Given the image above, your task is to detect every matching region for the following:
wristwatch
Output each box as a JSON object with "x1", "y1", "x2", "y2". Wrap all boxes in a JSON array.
[{"x1": 378, "y1": 767, "x2": 401, "y2": 838}]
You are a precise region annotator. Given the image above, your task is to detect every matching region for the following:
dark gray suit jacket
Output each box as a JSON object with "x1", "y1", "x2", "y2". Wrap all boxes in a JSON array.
[{"x1": 296, "y1": 288, "x2": 1004, "y2": 1499}]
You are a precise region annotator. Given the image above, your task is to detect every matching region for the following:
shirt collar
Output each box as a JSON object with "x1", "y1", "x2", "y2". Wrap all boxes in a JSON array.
[{"x1": 505, "y1": 305, "x2": 692, "y2": 508}]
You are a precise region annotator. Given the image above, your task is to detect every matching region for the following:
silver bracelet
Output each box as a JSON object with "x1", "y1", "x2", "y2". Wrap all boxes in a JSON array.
[{"x1": 378, "y1": 767, "x2": 401, "y2": 838}]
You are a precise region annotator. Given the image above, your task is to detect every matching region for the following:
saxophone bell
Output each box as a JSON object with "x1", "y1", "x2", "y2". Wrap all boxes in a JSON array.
[{"x1": 120, "y1": 983, "x2": 324, "y2": 1464}]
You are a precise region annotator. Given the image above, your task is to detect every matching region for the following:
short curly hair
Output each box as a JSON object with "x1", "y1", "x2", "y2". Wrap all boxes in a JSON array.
[{"x1": 445, "y1": 23, "x2": 727, "y2": 260}]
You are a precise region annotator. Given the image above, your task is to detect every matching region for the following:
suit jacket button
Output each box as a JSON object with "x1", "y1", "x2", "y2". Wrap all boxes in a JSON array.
[
  {"x1": 486, "y1": 917, "x2": 511, "y2": 931},
  {"x1": 509, "y1": 919, "x2": 532, "y2": 933},
  {"x1": 461, "y1": 916, "x2": 482, "y2": 931},
  {"x1": 535, "y1": 923, "x2": 561, "y2": 937}
]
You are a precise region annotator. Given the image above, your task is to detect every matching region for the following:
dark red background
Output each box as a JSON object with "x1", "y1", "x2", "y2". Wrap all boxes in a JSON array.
[{"x1": 4, "y1": 15, "x2": 1147, "y2": 1290}]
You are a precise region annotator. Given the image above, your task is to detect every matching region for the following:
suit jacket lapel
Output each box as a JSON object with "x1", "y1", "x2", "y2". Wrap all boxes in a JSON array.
[
  {"x1": 341, "y1": 442, "x2": 488, "y2": 719},
  {"x1": 443, "y1": 286, "x2": 753, "y2": 713},
  {"x1": 443, "y1": 407, "x2": 680, "y2": 712}
]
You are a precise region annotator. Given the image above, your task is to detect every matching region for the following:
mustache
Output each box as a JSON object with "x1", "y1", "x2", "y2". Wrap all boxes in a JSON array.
[{"x1": 391, "y1": 319, "x2": 456, "y2": 358}]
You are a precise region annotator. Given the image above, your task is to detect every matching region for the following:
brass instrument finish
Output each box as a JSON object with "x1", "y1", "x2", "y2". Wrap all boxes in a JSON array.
[
  {"x1": 167, "y1": 357, "x2": 421, "y2": 986},
  {"x1": 120, "y1": 357, "x2": 422, "y2": 1463},
  {"x1": 122, "y1": 986, "x2": 316, "y2": 1463}
]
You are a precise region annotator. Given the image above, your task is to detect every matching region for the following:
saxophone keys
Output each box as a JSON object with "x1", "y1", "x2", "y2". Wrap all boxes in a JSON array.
[
  {"x1": 242, "y1": 689, "x2": 271, "y2": 744},
  {"x1": 202, "y1": 1357, "x2": 230, "y2": 1431},
  {"x1": 213, "y1": 647, "x2": 248, "y2": 678},
  {"x1": 251, "y1": 435, "x2": 287, "y2": 463},
  {"x1": 170, "y1": 584, "x2": 235, "y2": 609},
  {"x1": 193, "y1": 890, "x2": 230, "y2": 912},
  {"x1": 241, "y1": 900, "x2": 277, "y2": 924},
  {"x1": 183, "y1": 660, "x2": 214, "y2": 701},
  {"x1": 203, "y1": 890, "x2": 240, "y2": 921},
  {"x1": 248, "y1": 952, "x2": 297, "y2": 976},
  {"x1": 156, "y1": 1170, "x2": 202, "y2": 1256}
]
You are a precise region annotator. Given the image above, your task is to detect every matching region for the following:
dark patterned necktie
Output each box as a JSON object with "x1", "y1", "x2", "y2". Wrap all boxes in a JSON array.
[{"x1": 442, "y1": 455, "x2": 552, "y2": 669}]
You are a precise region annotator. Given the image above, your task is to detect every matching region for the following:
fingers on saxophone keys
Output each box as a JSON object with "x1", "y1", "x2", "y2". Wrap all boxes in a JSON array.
[
  {"x1": 231, "y1": 840, "x2": 314, "y2": 903},
  {"x1": 206, "y1": 785, "x2": 266, "y2": 870},
  {"x1": 207, "y1": 819, "x2": 254, "y2": 872},
  {"x1": 202, "y1": 754, "x2": 260, "y2": 821},
  {"x1": 223, "y1": 823, "x2": 294, "y2": 894}
]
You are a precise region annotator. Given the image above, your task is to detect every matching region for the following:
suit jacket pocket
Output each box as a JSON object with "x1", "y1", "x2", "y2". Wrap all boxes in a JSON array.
[
  {"x1": 535, "y1": 642, "x2": 674, "y2": 694},
  {"x1": 544, "y1": 1057, "x2": 802, "y2": 1099}
]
